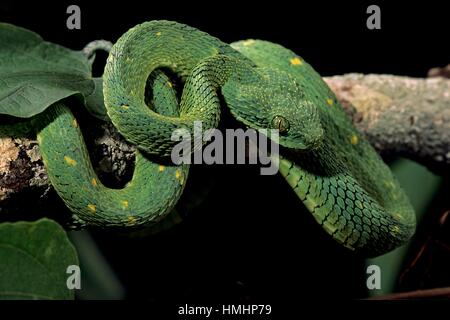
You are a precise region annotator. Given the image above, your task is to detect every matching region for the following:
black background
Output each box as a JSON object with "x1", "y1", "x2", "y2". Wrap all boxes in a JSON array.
[
  {"x1": 1, "y1": 1, "x2": 448, "y2": 77},
  {"x1": 0, "y1": 0, "x2": 448, "y2": 302}
]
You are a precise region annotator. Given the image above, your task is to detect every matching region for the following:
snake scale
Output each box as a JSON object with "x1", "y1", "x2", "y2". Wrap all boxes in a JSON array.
[{"x1": 1, "y1": 20, "x2": 416, "y2": 256}]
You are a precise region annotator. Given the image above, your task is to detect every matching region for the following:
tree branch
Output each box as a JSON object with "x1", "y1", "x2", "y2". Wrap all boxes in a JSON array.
[
  {"x1": 324, "y1": 74, "x2": 449, "y2": 175},
  {"x1": 1, "y1": 72, "x2": 449, "y2": 210},
  {"x1": 0, "y1": 121, "x2": 135, "y2": 213}
]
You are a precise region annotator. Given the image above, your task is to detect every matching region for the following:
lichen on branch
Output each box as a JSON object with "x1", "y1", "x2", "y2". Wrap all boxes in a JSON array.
[{"x1": 324, "y1": 74, "x2": 450, "y2": 174}]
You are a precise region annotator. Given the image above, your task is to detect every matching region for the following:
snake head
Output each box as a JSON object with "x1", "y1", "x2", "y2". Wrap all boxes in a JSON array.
[
  {"x1": 223, "y1": 67, "x2": 324, "y2": 150},
  {"x1": 267, "y1": 93, "x2": 324, "y2": 150}
]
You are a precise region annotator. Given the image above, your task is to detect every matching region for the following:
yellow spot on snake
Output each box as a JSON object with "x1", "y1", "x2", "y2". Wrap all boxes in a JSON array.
[
  {"x1": 122, "y1": 105, "x2": 129, "y2": 110},
  {"x1": 72, "y1": 119, "x2": 78, "y2": 128},
  {"x1": 64, "y1": 156, "x2": 77, "y2": 166},
  {"x1": 159, "y1": 165, "x2": 165, "y2": 172},
  {"x1": 390, "y1": 225, "x2": 400, "y2": 235},
  {"x1": 326, "y1": 99, "x2": 334, "y2": 106},
  {"x1": 91, "y1": 178, "x2": 98, "y2": 187},
  {"x1": 87, "y1": 204, "x2": 96, "y2": 213},
  {"x1": 290, "y1": 57, "x2": 302, "y2": 66},
  {"x1": 167, "y1": 81, "x2": 173, "y2": 88},
  {"x1": 242, "y1": 39, "x2": 256, "y2": 46},
  {"x1": 350, "y1": 135, "x2": 359, "y2": 145},
  {"x1": 127, "y1": 216, "x2": 137, "y2": 225},
  {"x1": 121, "y1": 200, "x2": 129, "y2": 209},
  {"x1": 175, "y1": 169, "x2": 184, "y2": 185},
  {"x1": 384, "y1": 180, "x2": 396, "y2": 189},
  {"x1": 156, "y1": 32, "x2": 162, "y2": 36},
  {"x1": 394, "y1": 213, "x2": 403, "y2": 221}
]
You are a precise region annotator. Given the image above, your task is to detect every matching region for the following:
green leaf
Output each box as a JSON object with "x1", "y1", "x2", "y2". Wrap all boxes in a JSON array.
[
  {"x1": 0, "y1": 23, "x2": 94, "y2": 118},
  {"x1": 84, "y1": 77, "x2": 110, "y2": 121},
  {"x1": 0, "y1": 218, "x2": 79, "y2": 300}
]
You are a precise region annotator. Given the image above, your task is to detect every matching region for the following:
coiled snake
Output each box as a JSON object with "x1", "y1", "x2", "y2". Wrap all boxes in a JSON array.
[{"x1": 1, "y1": 21, "x2": 416, "y2": 256}]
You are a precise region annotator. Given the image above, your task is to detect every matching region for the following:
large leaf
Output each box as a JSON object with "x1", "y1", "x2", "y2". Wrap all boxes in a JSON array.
[
  {"x1": 0, "y1": 218, "x2": 79, "y2": 300},
  {"x1": 0, "y1": 23, "x2": 94, "y2": 118}
]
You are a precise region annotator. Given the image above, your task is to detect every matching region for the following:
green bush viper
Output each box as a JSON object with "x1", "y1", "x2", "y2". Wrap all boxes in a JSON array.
[{"x1": 0, "y1": 20, "x2": 415, "y2": 256}]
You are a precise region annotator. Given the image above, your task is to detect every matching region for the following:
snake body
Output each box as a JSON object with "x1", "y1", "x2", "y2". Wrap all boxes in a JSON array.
[
  {"x1": 231, "y1": 41, "x2": 416, "y2": 255},
  {"x1": 1, "y1": 21, "x2": 415, "y2": 255},
  {"x1": 31, "y1": 71, "x2": 189, "y2": 227}
]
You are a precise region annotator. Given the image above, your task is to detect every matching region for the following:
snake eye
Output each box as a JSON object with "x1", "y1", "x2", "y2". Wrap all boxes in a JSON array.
[{"x1": 271, "y1": 115, "x2": 290, "y2": 135}]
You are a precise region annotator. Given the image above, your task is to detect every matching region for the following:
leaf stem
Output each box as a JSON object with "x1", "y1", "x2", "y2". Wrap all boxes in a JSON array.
[{"x1": 82, "y1": 40, "x2": 113, "y2": 58}]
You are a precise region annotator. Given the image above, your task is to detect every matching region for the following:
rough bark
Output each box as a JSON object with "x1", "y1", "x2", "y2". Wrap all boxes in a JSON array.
[
  {"x1": 324, "y1": 74, "x2": 450, "y2": 174},
  {"x1": 0, "y1": 120, "x2": 135, "y2": 213}
]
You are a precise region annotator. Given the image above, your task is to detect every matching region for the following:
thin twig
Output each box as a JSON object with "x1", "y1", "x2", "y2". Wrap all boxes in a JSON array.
[
  {"x1": 399, "y1": 236, "x2": 432, "y2": 284},
  {"x1": 399, "y1": 209, "x2": 449, "y2": 284}
]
